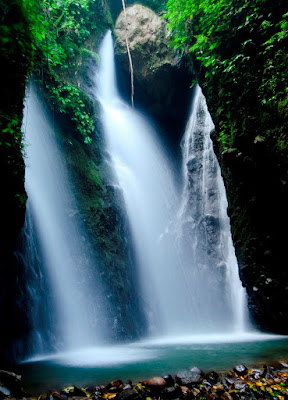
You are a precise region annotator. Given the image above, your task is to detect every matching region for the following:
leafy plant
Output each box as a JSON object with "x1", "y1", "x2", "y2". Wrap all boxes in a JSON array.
[
  {"x1": 22, "y1": 0, "x2": 112, "y2": 143},
  {"x1": 166, "y1": 0, "x2": 288, "y2": 151}
]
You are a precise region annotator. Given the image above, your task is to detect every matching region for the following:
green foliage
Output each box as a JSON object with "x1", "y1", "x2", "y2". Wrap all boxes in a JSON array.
[
  {"x1": 22, "y1": 0, "x2": 112, "y2": 142},
  {"x1": 0, "y1": 0, "x2": 32, "y2": 228},
  {"x1": 166, "y1": 0, "x2": 288, "y2": 152}
]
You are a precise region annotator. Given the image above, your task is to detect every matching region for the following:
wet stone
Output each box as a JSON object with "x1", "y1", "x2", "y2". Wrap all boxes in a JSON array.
[
  {"x1": 61, "y1": 387, "x2": 86, "y2": 397},
  {"x1": 190, "y1": 366, "x2": 204, "y2": 376},
  {"x1": 147, "y1": 377, "x2": 167, "y2": 387},
  {"x1": 123, "y1": 384, "x2": 133, "y2": 391},
  {"x1": 51, "y1": 392, "x2": 63, "y2": 400},
  {"x1": 163, "y1": 375, "x2": 175, "y2": 386},
  {"x1": 202, "y1": 380, "x2": 212, "y2": 391},
  {"x1": 234, "y1": 365, "x2": 248, "y2": 377},
  {"x1": 180, "y1": 386, "x2": 190, "y2": 396},
  {"x1": 118, "y1": 389, "x2": 144, "y2": 400},
  {"x1": 251, "y1": 369, "x2": 264, "y2": 380},
  {"x1": 221, "y1": 392, "x2": 233, "y2": 400},
  {"x1": 106, "y1": 380, "x2": 123, "y2": 389},
  {"x1": 264, "y1": 366, "x2": 277, "y2": 379},
  {"x1": 234, "y1": 381, "x2": 248, "y2": 392},
  {"x1": 213, "y1": 383, "x2": 225, "y2": 394},
  {"x1": 205, "y1": 371, "x2": 219, "y2": 384},
  {"x1": 163, "y1": 386, "x2": 181, "y2": 399},
  {"x1": 0, "y1": 386, "x2": 11, "y2": 398},
  {"x1": 175, "y1": 369, "x2": 203, "y2": 386}
]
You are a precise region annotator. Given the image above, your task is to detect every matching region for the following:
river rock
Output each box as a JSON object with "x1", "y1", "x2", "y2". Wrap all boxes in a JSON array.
[
  {"x1": 61, "y1": 386, "x2": 86, "y2": 397},
  {"x1": 123, "y1": 384, "x2": 133, "y2": 390},
  {"x1": 190, "y1": 366, "x2": 204, "y2": 375},
  {"x1": 147, "y1": 377, "x2": 167, "y2": 387},
  {"x1": 234, "y1": 380, "x2": 248, "y2": 392},
  {"x1": 106, "y1": 379, "x2": 123, "y2": 391},
  {"x1": 233, "y1": 365, "x2": 248, "y2": 376},
  {"x1": 175, "y1": 369, "x2": 203, "y2": 386},
  {"x1": 118, "y1": 389, "x2": 145, "y2": 400},
  {"x1": 205, "y1": 371, "x2": 219, "y2": 384},
  {"x1": 180, "y1": 386, "x2": 190, "y2": 396},
  {"x1": 221, "y1": 392, "x2": 233, "y2": 400},
  {"x1": 163, "y1": 386, "x2": 182, "y2": 398},
  {"x1": 163, "y1": 375, "x2": 175, "y2": 386},
  {"x1": 0, "y1": 370, "x2": 27, "y2": 398},
  {"x1": 0, "y1": 386, "x2": 11, "y2": 398}
]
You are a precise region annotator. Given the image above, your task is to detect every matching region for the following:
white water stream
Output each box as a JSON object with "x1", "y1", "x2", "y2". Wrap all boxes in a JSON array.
[
  {"x1": 23, "y1": 84, "x2": 104, "y2": 352},
  {"x1": 96, "y1": 31, "x2": 248, "y2": 337}
]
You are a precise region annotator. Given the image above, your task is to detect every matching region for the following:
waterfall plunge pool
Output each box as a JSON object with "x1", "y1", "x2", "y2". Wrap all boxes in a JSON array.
[{"x1": 19, "y1": 334, "x2": 288, "y2": 394}]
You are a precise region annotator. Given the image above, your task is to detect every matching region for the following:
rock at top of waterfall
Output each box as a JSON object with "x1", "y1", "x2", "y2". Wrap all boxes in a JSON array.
[
  {"x1": 114, "y1": 5, "x2": 177, "y2": 78},
  {"x1": 113, "y1": 5, "x2": 192, "y2": 142}
]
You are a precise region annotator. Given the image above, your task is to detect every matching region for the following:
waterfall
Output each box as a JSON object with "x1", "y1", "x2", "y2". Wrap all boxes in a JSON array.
[
  {"x1": 179, "y1": 85, "x2": 248, "y2": 332},
  {"x1": 23, "y1": 83, "x2": 105, "y2": 353},
  {"x1": 96, "y1": 31, "x2": 248, "y2": 338}
]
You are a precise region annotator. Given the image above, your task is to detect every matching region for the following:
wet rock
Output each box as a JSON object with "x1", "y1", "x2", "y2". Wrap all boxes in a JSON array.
[
  {"x1": 51, "y1": 392, "x2": 63, "y2": 400},
  {"x1": 250, "y1": 369, "x2": 264, "y2": 380},
  {"x1": 264, "y1": 366, "x2": 277, "y2": 379},
  {"x1": 147, "y1": 377, "x2": 167, "y2": 387},
  {"x1": 234, "y1": 365, "x2": 248, "y2": 377},
  {"x1": 118, "y1": 389, "x2": 144, "y2": 400},
  {"x1": 213, "y1": 384, "x2": 225, "y2": 394},
  {"x1": 234, "y1": 380, "x2": 248, "y2": 392},
  {"x1": 191, "y1": 387, "x2": 201, "y2": 397},
  {"x1": 163, "y1": 375, "x2": 175, "y2": 386},
  {"x1": 0, "y1": 386, "x2": 11, "y2": 398},
  {"x1": 61, "y1": 386, "x2": 86, "y2": 397},
  {"x1": 190, "y1": 366, "x2": 204, "y2": 376},
  {"x1": 205, "y1": 371, "x2": 219, "y2": 384},
  {"x1": 226, "y1": 377, "x2": 236, "y2": 385},
  {"x1": 221, "y1": 392, "x2": 233, "y2": 400},
  {"x1": 202, "y1": 380, "x2": 212, "y2": 391},
  {"x1": 123, "y1": 384, "x2": 133, "y2": 391},
  {"x1": 134, "y1": 384, "x2": 146, "y2": 394},
  {"x1": 180, "y1": 386, "x2": 190, "y2": 396},
  {"x1": 175, "y1": 369, "x2": 203, "y2": 386},
  {"x1": 0, "y1": 370, "x2": 27, "y2": 397},
  {"x1": 163, "y1": 386, "x2": 182, "y2": 399},
  {"x1": 106, "y1": 380, "x2": 123, "y2": 389}
]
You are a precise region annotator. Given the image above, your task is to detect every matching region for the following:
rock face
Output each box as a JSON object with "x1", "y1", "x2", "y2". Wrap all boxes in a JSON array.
[
  {"x1": 114, "y1": 5, "x2": 192, "y2": 152},
  {"x1": 0, "y1": 0, "x2": 32, "y2": 364}
]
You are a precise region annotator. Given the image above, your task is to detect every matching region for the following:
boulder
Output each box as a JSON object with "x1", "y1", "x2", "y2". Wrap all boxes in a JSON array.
[{"x1": 114, "y1": 5, "x2": 192, "y2": 150}]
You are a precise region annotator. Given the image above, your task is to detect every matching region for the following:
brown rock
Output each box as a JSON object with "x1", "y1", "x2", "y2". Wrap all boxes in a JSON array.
[
  {"x1": 221, "y1": 392, "x2": 233, "y2": 400},
  {"x1": 180, "y1": 386, "x2": 190, "y2": 396},
  {"x1": 111, "y1": 380, "x2": 123, "y2": 388},
  {"x1": 147, "y1": 377, "x2": 167, "y2": 387}
]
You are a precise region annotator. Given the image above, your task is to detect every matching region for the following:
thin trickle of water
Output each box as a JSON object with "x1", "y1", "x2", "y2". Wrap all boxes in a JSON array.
[
  {"x1": 23, "y1": 83, "x2": 105, "y2": 353},
  {"x1": 96, "y1": 31, "x2": 249, "y2": 337}
]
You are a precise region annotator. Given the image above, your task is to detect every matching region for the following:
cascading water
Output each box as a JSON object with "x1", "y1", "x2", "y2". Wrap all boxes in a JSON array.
[
  {"x1": 23, "y1": 83, "x2": 105, "y2": 353},
  {"x1": 96, "y1": 31, "x2": 248, "y2": 338},
  {"x1": 178, "y1": 84, "x2": 248, "y2": 332}
]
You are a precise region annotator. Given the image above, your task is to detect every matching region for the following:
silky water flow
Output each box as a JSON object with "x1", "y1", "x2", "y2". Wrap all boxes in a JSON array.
[
  {"x1": 96, "y1": 31, "x2": 249, "y2": 339},
  {"x1": 23, "y1": 83, "x2": 105, "y2": 354}
]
